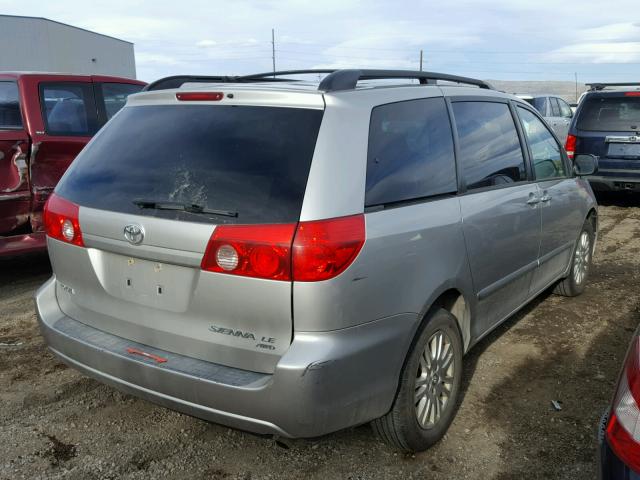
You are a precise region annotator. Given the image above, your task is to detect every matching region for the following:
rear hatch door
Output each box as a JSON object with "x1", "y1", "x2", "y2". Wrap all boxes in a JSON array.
[
  {"x1": 51, "y1": 91, "x2": 324, "y2": 373},
  {"x1": 575, "y1": 93, "x2": 640, "y2": 177}
]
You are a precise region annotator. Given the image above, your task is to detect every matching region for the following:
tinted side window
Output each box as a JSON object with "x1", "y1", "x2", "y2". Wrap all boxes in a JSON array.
[
  {"x1": 366, "y1": 97, "x2": 456, "y2": 206},
  {"x1": 558, "y1": 98, "x2": 573, "y2": 118},
  {"x1": 550, "y1": 97, "x2": 561, "y2": 116},
  {"x1": 0, "y1": 81, "x2": 22, "y2": 129},
  {"x1": 40, "y1": 82, "x2": 98, "y2": 136},
  {"x1": 527, "y1": 97, "x2": 547, "y2": 115},
  {"x1": 452, "y1": 101, "x2": 526, "y2": 190},
  {"x1": 100, "y1": 83, "x2": 144, "y2": 120},
  {"x1": 517, "y1": 107, "x2": 566, "y2": 180}
]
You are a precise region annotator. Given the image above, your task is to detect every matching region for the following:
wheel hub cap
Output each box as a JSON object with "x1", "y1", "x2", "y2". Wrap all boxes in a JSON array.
[
  {"x1": 573, "y1": 231, "x2": 591, "y2": 285},
  {"x1": 414, "y1": 330, "x2": 455, "y2": 429}
]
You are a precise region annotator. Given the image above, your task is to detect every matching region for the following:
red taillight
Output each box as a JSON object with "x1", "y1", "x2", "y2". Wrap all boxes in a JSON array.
[
  {"x1": 292, "y1": 214, "x2": 365, "y2": 282},
  {"x1": 200, "y1": 214, "x2": 366, "y2": 282},
  {"x1": 625, "y1": 92, "x2": 640, "y2": 97},
  {"x1": 176, "y1": 92, "x2": 224, "y2": 101},
  {"x1": 201, "y1": 223, "x2": 296, "y2": 280},
  {"x1": 565, "y1": 134, "x2": 577, "y2": 160},
  {"x1": 606, "y1": 337, "x2": 640, "y2": 472},
  {"x1": 43, "y1": 193, "x2": 84, "y2": 246}
]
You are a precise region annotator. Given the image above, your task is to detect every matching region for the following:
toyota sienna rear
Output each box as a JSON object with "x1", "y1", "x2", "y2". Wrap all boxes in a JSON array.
[{"x1": 37, "y1": 69, "x2": 598, "y2": 452}]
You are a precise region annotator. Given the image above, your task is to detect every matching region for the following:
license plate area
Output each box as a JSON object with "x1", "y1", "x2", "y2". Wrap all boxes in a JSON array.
[
  {"x1": 606, "y1": 136, "x2": 640, "y2": 158},
  {"x1": 88, "y1": 249, "x2": 196, "y2": 312}
]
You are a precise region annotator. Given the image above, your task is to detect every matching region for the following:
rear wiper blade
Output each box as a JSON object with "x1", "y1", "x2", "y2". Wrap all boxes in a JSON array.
[{"x1": 133, "y1": 200, "x2": 238, "y2": 218}]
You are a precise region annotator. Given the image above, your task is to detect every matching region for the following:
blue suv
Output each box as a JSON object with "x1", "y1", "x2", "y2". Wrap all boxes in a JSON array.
[{"x1": 567, "y1": 83, "x2": 640, "y2": 192}]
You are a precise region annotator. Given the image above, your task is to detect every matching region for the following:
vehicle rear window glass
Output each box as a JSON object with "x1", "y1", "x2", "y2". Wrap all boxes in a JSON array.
[
  {"x1": 41, "y1": 83, "x2": 97, "y2": 136},
  {"x1": 56, "y1": 105, "x2": 323, "y2": 224},
  {"x1": 0, "y1": 81, "x2": 22, "y2": 129},
  {"x1": 523, "y1": 97, "x2": 547, "y2": 116},
  {"x1": 452, "y1": 101, "x2": 526, "y2": 190},
  {"x1": 366, "y1": 97, "x2": 457, "y2": 206},
  {"x1": 100, "y1": 83, "x2": 144, "y2": 119},
  {"x1": 576, "y1": 95, "x2": 640, "y2": 131},
  {"x1": 550, "y1": 98, "x2": 561, "y2": 116}
]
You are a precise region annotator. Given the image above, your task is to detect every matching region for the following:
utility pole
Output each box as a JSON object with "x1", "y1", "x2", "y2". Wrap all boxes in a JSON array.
[
  {"x1": 271, "y1": 28, "x2": 276, "y2": 77},
  {"x1": 419, "y1": 50, "x2": 423, "y2": 71}
]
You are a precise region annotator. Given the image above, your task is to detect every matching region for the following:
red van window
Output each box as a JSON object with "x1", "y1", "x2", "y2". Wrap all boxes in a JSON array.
[
  {"x1": 40, "y1": 82, "x2": 98, "y2": 136},
  {"x1": 0, "y1": 81, "x2": 22, "y2": 129}
]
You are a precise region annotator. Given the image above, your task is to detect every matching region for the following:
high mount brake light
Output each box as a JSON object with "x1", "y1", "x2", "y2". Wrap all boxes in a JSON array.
[
  {"x1": 176, "y1": 92, "x2": 224, "y2": 101},
  {"x1": 565, "y1": 134, "x2": 577, "y2": 160},
  {"x1": 200, "y1": 214, "x2": 366, "y2": 282},
  {"x1": 606, "y1": 336, "x2": 640, "y2": 472},
  {"x1": 43, "y1": 193, "x2": 84, "y2": 246}
]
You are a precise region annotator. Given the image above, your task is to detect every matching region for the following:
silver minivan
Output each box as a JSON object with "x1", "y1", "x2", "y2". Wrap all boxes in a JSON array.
[{"x1": 36, "y1": 69, "x2": 599, "y2": 452}]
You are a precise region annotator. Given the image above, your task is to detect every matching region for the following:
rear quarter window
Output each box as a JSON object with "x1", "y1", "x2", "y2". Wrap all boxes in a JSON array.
[
  {"x1": 100, "y1": 83, "x2": 144, "y2": 120},
  {"x1": 365, "y1": 97, "x2": 457, "y2": 207},
  {"x1": 577, "y1": 95, "x2": 640, "y2": 131}
]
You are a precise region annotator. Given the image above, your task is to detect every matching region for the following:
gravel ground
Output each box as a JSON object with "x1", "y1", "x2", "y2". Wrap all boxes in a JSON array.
[{"x1": 1, "y1": 194, "x2": 639, "y2": 480}]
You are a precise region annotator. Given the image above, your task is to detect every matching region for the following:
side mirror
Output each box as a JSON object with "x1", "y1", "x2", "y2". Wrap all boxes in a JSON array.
[{"x1": 573, "y1": 154, "x2": 598, "y2": 176}]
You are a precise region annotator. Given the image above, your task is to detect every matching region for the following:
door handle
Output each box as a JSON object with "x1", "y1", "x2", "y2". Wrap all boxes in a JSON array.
[
  {"x1": 540, "y1": 191, "x2": 552, "y2": 203},
  {"x1": 526, "y1": 193, "x2": 540, "y2": 205}
]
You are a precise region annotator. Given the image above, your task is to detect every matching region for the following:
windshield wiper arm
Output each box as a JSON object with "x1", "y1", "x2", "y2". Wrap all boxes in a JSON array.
[{"x1": 133, "y1": 200, "x2": 238, "y2": 218}]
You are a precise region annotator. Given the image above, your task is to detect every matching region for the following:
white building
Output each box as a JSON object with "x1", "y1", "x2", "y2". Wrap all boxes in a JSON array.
[{"x1": 0, "y1": 15, "x2": 136, "y2": 78}]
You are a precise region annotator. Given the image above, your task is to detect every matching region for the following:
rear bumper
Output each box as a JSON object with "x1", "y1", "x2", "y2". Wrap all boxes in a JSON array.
[
  {"x1": 587, "y1": 176, "x2": 640, "y2": 192},
  {"x1": 36, "y1": 275, "x2": 417, "y2": 438},
  {"x1": 0, "y1": 232, "x2": 46, "y2": 257}
]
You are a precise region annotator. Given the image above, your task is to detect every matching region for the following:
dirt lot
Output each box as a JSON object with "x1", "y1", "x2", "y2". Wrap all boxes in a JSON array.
[{"x1": 1, "y1": 194, "x2": 639, "y2": 480}]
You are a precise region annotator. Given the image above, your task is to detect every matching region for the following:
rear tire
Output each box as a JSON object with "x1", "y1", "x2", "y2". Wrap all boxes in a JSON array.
[
  {"x1": 554, "y1": 219, "x2": 594, "y2": 297},
  {"x1": 371, "y1": 308, "x2": 463, "y2": 452}
]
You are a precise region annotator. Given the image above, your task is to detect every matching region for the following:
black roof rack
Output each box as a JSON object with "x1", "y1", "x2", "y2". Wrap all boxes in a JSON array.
[
  {"x1": 587, "y1": 82, "x2": 640, "y2": 91},
  {"x1": 317, "y1": 69, "x2": 494, "y2": 92},
  {"x1": 144, "y1": 69, "x2": 494, "y2": 92}
]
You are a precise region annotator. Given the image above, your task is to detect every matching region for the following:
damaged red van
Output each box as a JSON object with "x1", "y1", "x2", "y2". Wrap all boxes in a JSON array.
[{"x1": 0, "y1": 72, "x2": 145, "y2": 256}]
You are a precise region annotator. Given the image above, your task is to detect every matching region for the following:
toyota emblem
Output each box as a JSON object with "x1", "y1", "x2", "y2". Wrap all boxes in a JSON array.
[{"x1": 123, "y1": 224, "x2": 144, "y2": 245}]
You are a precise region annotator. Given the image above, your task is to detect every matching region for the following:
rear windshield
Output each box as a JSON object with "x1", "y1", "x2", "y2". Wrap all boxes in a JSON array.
[
  {"x1": 522, "y1": 97, "x2": 546, "y2": 116},
  {"x1": 577, "y1": 96, "x2": 640, "y2": 131},
  {"x1": 56, "y1": 104, "x2": 323, "y2": 224}
]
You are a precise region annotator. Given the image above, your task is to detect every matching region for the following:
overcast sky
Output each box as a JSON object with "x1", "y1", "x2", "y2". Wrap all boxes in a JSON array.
[{"x1": 1, "y1": 0, "x2": 639, "y2": 83}]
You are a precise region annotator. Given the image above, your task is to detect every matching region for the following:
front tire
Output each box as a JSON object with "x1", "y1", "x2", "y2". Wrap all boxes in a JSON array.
[
  {"x1": 372, "y1": 308, "x2": 463, "y2": 452},
  {"x1": 554, "y1": 219, "x2": 594, "y2": 297}
]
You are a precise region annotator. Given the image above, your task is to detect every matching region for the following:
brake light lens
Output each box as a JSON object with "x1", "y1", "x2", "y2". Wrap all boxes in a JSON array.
[
  {"x1": 565, "y1": 134, "x2": 577, "y2": 160},
  {"x1": 201, "y1": 223, "x2": 296, "y2": 280},
  {"x1": 606, "y1": 336, "x2": 640, "y2": 472},
  {"x1": 201, "y1": 214, "x2": 366, "y2": 281},
  {"x1": 43, "y1": 193, "x2": 84, "y2": 246},
  {"x1": 176, "y1": 92, "x2": 224, "y2": 101},
  {"x1": 292, "y1": 214, "x2": 365, "y2": 282},
  {"x1": 625, "y1": 92, "x2": 640, "y2": 97}
]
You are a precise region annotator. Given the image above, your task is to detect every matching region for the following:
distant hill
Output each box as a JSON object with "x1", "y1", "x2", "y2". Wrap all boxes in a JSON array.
[{"x1": 486, "y1": 80, "x2": 587, "y2": 104}]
